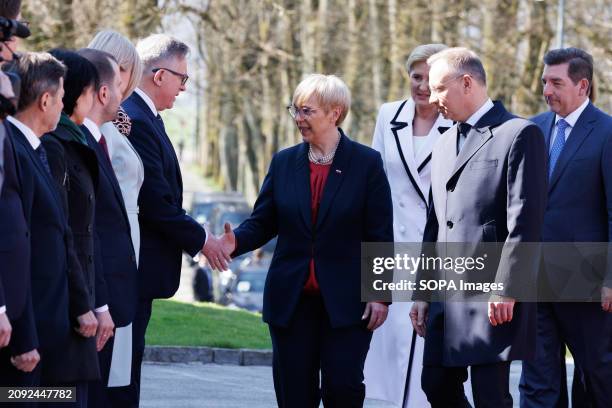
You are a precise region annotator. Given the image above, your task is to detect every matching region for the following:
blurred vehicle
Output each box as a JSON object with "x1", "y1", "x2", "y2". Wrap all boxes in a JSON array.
[
  {"x1": 192, "y1": 235, "x2": 277, "y2": 303},
  {"x1": 189, "y1": 191, "x2": 248, "y2": 227},
  {"x1": 185, "y1": 191, "x2": 248, "y2": 268},
  {"x1": 221, "y1": 254, "x2": 271, "y2": 312},
  {"x1": 208, "y1": 203, "x2": 252, "y2": 235}
]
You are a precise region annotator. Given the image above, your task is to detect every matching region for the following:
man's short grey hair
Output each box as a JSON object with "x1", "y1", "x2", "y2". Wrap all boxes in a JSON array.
[
  {"x1": 136, "y1": 34, "x2": 190, "y2": 72},
  {"x1": 3, "y1": 52, "x2": 66, "y2": 112},
  {"x1": 428, "y1": 47, "x2": 487, "y2": 86}
]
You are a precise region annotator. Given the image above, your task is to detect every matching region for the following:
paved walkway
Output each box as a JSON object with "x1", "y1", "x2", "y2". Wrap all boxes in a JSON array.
[{"x1": 140, "y1": 361, "x2": 574, "y2": 407}]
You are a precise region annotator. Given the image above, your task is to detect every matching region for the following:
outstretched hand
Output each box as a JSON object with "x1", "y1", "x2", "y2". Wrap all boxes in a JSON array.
[{"x1": 203, "y1": 223, "x2": 236, "y2": 271}]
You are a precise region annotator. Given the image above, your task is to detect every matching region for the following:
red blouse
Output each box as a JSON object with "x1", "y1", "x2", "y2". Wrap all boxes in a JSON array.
[{"x1": 303, "y1": 162, "x2": 331, "y2": 293}]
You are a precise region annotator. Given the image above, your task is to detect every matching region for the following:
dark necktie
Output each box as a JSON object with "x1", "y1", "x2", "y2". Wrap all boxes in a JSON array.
[
  {"x1": 457, "y1": 122, "x2": 472, "y2": 154},
  {"x1": 98, "y1": 134, "x2": 112, "y2": 165},
  {"x1": 36, "y1": 144, "x2": 52, "y2": 177}
]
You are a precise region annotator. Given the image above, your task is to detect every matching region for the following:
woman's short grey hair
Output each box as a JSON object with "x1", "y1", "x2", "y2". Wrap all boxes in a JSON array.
[
  {"x1": 136, "y1": 34, "x2": 190, "y2": 72},
  {"x1": 292, "y1": 74, "x2": 351, "y2": 126},
  {"x1": 405, "y1": 43, "x2": 448, "y2": 73},
  {"x1": 427, "y1": 47, "x2": 487, "y2": 86},
  {"x1": 88, "y1": 30, "x2": 143, "y2": 100},
  {"x1": 3, "y1": 52, "x2": 66, "y2": 112}
]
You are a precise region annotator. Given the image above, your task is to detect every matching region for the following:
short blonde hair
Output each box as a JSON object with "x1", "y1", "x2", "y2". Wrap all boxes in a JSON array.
[
  {"x1": 88, "y1": 30, "x2": 143, "y2": 100},
  {"x1": 292, "y1": 74, "x2": 351, "y2": 125},
  {"x1": 405, "y1": 43, "x2": 448, "y2": 73}
]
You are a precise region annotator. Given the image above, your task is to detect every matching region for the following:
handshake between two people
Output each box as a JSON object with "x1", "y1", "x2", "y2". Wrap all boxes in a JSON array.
[{"x1": 202, "y1": 223, "x2": 236, "y2": 271}]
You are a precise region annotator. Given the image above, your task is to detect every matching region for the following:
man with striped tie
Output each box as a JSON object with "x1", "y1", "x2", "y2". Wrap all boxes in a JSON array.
[{"x1": 519, "y1": 47, "x2": 612, "y2": 408}]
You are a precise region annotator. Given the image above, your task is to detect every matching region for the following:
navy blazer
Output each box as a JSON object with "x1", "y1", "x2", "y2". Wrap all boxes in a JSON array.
[
  {"x1": 123, "y1": 92, "x2": 206, "y2": 300},
  {"x1": 9, "y1": 123, "x2": 71, "y2": 359},
  {"x1": 81, "y1": 125, "x2": 138, "y2": 327},
  {"x1": 0, "y1": 123, "x2": 37, "y2": 355},
  {"x1": 233, "y1": 131, "x2": 394, "y2": 328},
  {"x1": 532, "y1": 102, "x2": 612, "y2": 290}
]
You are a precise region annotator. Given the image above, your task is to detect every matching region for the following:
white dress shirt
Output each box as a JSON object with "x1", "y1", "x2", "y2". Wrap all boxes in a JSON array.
[
  {"x1": 134, "y1": 88, "x2": 158, "y2": 117},
  {"x1": 83, "y1": 118, "x2": 102, "y2": 142},
  {"x1": 549, "y1": 98, "x2": 589, "y2": 152},
  {"x1": 7, "y1": 116, "x2": 40, "y2": 149},
  {"x1": 458, "y1": 98, "x2": 494, "y2": 151}
]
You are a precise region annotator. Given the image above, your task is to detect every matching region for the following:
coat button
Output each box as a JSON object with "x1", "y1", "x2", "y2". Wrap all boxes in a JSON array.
[
  {"x1": 88, "y1": 194, "x2": 93, "y2": 202},
  {"x1": 446, "y1": 221, "x2": 454, "y2": 229},
  {"x1": 399, "y1": 201, "x2": 405, "y2": 208},
  {"x1": 87, "y1": 224, "x2": 93, "y2": 233},
  {"x1": 399, "y1": 225, "x2": 406, "y2": 233}
]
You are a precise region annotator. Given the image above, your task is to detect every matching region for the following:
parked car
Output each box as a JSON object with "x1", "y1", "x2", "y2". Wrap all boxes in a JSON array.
[
  {"x1": 221, "y1": 255, "x2": 271, "y2": 312},
  {"x1": 208, "y1": 203, "x2": 252, "y2": 235},
  {"x1": 189, "y1": 191, "x2": 248, "y2": 227},
  {"x1": 185, "y1": 191, "x2": 248, "y2": 268}
]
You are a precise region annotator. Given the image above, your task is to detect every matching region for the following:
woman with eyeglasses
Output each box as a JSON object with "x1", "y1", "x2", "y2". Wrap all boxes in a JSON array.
[
  {"x1": 207, "y1": 74, "x2": 393, "y2": 407},
  {"x1": 363, "y1": 44, "x2": 462, "y2": 408}
]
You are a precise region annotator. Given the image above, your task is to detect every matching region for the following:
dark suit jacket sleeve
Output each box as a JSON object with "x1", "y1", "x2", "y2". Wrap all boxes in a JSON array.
[
  {"x1": 603, "y1": 130, "x2": 612, "y2": 288},
  {"x1": 364, "y1": 153, "x2": 394, "y2": 243},
  {"x1": 130, "y1": 120, "x2": 206, "y2": 257},
  {"x1": 233, "y1": 156, "x2": 278, "y2": 257},
  {"x1": 496, "y1": 123, "x2": 547, "y2": 298},
  {"x1": 8, "y1": 291, "x2": 38, "y2": 355},
  {"x1": 43, "y1": 137, "x2": 92, "y2": 318},
  {"x1": 93, "y1": 230, "x2": 109, "y2": 309}
]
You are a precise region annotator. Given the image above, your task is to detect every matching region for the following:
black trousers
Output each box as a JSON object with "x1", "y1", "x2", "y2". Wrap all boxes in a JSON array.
[
  {"x1": 268, "y1": 294, "x2": 372, "y2": 408},
  {"x1": 89, "y1": 300, "x2": 152, "y2": 408},
  {"x1": 0, "y1": 349, "x2": 86, "y2": 408},
  {"x1": 520, "y1": 302, "x2": 612, "y2": 408},
  {"x1": 421, "y1": 361, "x2": 512, "y2": 408}
]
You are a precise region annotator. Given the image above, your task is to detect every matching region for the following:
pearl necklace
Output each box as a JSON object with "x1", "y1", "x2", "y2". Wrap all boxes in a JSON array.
[{"x1": 308, "y1": 134, "x2": 341, "y2": 165}]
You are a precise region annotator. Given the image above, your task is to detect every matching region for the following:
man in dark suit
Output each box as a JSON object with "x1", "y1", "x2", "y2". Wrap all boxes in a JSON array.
[
  {"x1": 0, "y1": 0, "x2": 40, "y2": 387},
  {"x1": 3, "y1": 52, "x2": 69, "y2": 389},
  {"x1": 410, "y1": 47, "x2": 547, "y2": 407},
  {"x1": 519, "y1": 48, "x2": 612, "y2": 408},
  {"x1": 122, "y1": 34, "x2": 215, "y2": 405},
  {"x1": 77, "y1": 48, "x2": 139, "y2": 407}
]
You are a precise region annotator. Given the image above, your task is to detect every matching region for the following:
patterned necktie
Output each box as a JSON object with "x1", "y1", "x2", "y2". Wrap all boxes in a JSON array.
[
  {"x1": 36, "y1": 144, "x2": 52, "y2": 177},
  {"x1": 549, "y1": 118, "x2": 569, "y2": 179},
  {"x1": 99, "y1": 134, "x2": 112, "y2": 165}
]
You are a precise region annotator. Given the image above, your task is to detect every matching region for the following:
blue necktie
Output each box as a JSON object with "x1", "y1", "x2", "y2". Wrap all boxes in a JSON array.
[
  {"x1": 549, "y1": 118, "x2": 569, "y2": 179},
  {"x1": 36, "y1": 144, "x2": 52, "y2": 177}
]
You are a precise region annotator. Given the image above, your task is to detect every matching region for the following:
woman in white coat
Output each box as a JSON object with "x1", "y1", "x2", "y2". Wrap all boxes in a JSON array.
[
  {"x1": 364, "y1": 43, "x2": 455, "y2": 407},
  {"x1": 87, "y1": 30, "x2": 144, "y2": 388}
]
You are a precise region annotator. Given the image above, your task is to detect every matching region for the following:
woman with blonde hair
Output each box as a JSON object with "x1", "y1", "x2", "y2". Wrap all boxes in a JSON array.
[
  {"x1": 208, "y1": 74, "x2": 393, "y2": 407},
  {"x1": 86, "y1": 30, "x2": 144, "y2": 401}
]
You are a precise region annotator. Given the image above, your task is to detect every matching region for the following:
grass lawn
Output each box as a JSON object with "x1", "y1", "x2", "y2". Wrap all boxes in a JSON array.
[{"x1": 146, "y1": 299, "x2": 272, "y2": 349}]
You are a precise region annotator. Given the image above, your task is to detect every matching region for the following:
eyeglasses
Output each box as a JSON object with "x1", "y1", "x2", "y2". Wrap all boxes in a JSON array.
[
  {"x1": 286, "y1": 104, "x2": 318, "y2": 119},
  {"x1": 429, "y1": 74, "x2": 465, "y2": 95},
  {"x1": 152, "y1": 67, "x2": 189, "y2": 86}
]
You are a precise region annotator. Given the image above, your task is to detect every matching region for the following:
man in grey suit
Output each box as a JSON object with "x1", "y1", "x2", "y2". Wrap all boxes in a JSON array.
[
  {"x1": 410, "y1": 47, "x2": 547, "y2": 407},
  {"x1": 519, "y1": 48, "x2": 612, "y2": 408}
]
